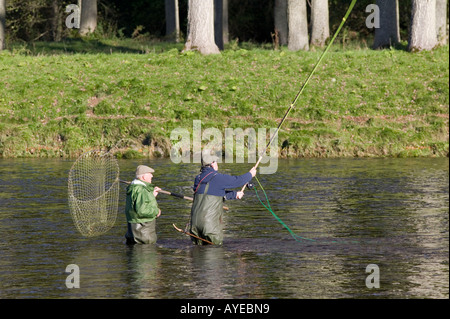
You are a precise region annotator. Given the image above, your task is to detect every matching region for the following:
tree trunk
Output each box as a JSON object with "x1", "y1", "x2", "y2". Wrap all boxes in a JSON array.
[
  {"x1": 214, "y1": 0, "x2": 229, "y2": 50},
  {"x1": 408, "y1": 0, "x2": 438, "y2": 51},
  {"x1": 287, "y1": 0, "x2": 309, "y2": 51},
  {"x1": 165, "y1": 0, "x2": 180, "y2": 42},
  {"x1": 373, "y1": 0, "x2": 400, "y2": 49},
  {"x1": 436, "y1": 0, "x2": 448, "y2": 45},
  {"x1": 214, "y1": 0, "x2": 224, "y2": 50},
  {"x1": 0, "y1": 0, "x2": 5, "y2": 51},
  {"x1": 51, "y1": 0, "x2": 63, "y2": 42},
  {"x1": 222, "y1": 0, "x2": 229, "y2": 46},
  {"x1": 185, "y1": 0, "x2": 220, "y2": 55},
  {"x1": 79, "y1": 0, "x2": 97, "y2": 36},
  {"x1": 274, "y1": 0, "x2": 288, "y2": 45},
  {"x1": 310, "y1": 0, "x2": 329, "y2": 47}
]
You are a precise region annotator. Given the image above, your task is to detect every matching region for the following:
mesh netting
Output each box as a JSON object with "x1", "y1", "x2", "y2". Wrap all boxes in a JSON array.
[{"x1": 68, "y1": 150, "x2": 120, "y2": 237}]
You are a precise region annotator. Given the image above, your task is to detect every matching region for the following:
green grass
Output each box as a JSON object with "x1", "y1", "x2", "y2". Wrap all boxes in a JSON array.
[{"x1": 0, "y1": 39, "x2": 448, "y2": 158}]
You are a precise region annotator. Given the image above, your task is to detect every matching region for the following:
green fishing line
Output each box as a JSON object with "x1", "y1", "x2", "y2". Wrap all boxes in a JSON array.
[
  {"x1": 254, "y1": 176, "x2": 315, "y2": 242},
  {"x1": 254, "y1": 177, "x2": 360, "y2": 245}
]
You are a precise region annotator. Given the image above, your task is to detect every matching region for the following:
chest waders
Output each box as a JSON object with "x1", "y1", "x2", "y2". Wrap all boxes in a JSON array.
[{"x1": 190, "y1": 182, "x2": 225, "y2": 245}]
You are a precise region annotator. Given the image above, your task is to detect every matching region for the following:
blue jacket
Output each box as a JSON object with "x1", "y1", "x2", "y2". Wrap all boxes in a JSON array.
[{"x1": 193, "y1": 167, "x2": 252, "y2": 200}]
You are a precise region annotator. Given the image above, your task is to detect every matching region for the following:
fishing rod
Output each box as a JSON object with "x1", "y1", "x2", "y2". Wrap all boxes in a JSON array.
[
  {"x1": 119, "y1": 180, "x2": 230, "y2": 211},
  {"x1": 241, "y1": 0, "x2": 357, "y2": 193}
]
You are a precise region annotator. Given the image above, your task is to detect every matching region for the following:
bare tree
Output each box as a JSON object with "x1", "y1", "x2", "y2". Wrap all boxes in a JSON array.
[
  {"x1": 436, "y1": 0, "x2": 448, "y2": 45},
  {"x1": 184, "y1": 0, "x2": 220, "y2": 55},
  {"x1": 274, "y1": 0, "x2": 288, "y2": 45},
  {"x1": 165, "y1": 0, "x2": 180, "y2": 42},
  {"x1": 79, "y1": 0, "x2": 97, "y2": 36},
  {"x1": 0, "y1": 0, "x2": 5, "y2": 50},
  {"x1": 408, "y1": 0, "x2": 438, "y2": 51},
  {"x1": 287, "y1": 0, "x2": 309, "y2": 51},
  {"x1": 373, "y1": 0, "x2": 400, "y2": 49},
  {"x1": 310, "y1": 0, "x2": 329, "y2": 47}
]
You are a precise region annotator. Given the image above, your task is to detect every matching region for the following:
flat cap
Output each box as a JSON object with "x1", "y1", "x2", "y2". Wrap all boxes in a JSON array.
[{"x1": 136, "y1": 165, "x2": 155, "y2": 176}]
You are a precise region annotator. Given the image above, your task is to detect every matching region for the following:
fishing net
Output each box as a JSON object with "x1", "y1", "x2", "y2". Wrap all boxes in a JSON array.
[{"x1": 68, "y1": 150, "x2": 120, "y2": 237}]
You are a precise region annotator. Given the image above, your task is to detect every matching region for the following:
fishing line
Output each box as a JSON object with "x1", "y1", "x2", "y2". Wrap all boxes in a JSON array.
[
  {"x1": 253, "y1": 176, "x2": 315, "y2": 242},
  {"x1": 249, "y1": 0, "x2": 357, "y2": 240}
]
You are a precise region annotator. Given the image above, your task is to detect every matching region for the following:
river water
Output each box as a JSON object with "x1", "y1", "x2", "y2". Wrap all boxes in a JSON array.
[{"x1": 0, "y1": 157, "x2": 448, "y2": 299}]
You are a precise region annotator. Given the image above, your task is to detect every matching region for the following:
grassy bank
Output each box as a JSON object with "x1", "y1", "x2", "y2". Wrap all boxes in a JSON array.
[{"x1": 0, "y1": 39, "x2": 448, "y2": 159}]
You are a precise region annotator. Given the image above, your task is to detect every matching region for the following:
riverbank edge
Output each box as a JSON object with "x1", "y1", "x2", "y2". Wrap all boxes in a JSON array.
[{"x1": 1, "y1": 132, "x2": 448, "y2": 159}]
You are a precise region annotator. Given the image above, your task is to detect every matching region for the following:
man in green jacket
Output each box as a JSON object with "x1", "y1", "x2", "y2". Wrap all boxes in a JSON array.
[{"x1": 125, "y1": 165, "x2": 161, "y2": 244}]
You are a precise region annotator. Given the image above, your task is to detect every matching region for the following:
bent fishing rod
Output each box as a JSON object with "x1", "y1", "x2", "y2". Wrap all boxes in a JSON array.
[{"x1": 241, "y1": 0, "x2": 357, "y2": 193}]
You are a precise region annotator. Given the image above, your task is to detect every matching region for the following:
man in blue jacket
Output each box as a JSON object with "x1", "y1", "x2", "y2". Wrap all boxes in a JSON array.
[{"x1": 190, "y1": 154, "x2": 256, "y2": 245}]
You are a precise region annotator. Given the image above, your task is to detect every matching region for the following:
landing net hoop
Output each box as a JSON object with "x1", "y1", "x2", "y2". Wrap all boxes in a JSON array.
[{"x1": 68, "y1": 150, "x2": 120, "y2": 237}]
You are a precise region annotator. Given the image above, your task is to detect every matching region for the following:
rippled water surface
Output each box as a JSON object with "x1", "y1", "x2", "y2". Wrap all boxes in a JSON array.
[{"x1": 0, "y1": 157, "x2": 448, "y2": 298}]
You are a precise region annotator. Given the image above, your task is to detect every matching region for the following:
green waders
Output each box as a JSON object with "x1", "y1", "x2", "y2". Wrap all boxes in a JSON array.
[
  {"x1": 125, "y1": 220, "x2": 157, "y2": 244},
  {"x1": 190, "y1": 183, "x2": 225, "y2": 245}
]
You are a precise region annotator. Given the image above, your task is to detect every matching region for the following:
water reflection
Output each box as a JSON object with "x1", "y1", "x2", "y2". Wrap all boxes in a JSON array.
[
  {"x1": 188, "y1": 246, "x2": 232, "y2": 298},
  {"x1": 0, "y1": 157, "x2": 448, "y2": 298},
  {"x1": 124, "y1": 245, "x2": 161, "y2": 298}
]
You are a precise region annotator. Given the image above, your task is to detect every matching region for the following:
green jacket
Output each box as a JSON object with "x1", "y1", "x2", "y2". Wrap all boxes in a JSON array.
[{"x1": 125, "y1": 179, "x2": 160, "y2": 224}]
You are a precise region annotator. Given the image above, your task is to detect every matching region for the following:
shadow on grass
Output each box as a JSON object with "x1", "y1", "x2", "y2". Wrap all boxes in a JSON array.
[
  {"x1": 10, "y1": 38, "x2": 184, "y2": 56},
  {"x1": 8, "y1": 37, "x2": 404, "y2": 56}
]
